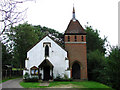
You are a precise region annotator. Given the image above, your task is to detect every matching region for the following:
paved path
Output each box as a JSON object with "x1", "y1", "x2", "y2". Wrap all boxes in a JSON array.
[
  {"x1": 40, "y1": 82, "x2": 49, "y2": 86},
  {"x1": 0, "y1": 78, "x2": 23, "y2": 89}
]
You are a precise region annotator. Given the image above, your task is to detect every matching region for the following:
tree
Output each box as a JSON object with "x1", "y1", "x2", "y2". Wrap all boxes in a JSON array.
[
  {"x1": 105, "y1": 46, "x2": 120, "y2": 90},
  {"x1": 0, "y1": 0, "x2": 35, "y2": 35},
  {"x1": 34, "y1": 25, "x2": 64, "y2": 47},
  {"x1": 87, "y1": 50, "x2": 106, "y2": 82},
  {"x1": 85, "y1": 26, "x2": 107, "y2": 54},
  {"x1": 2, "y1": 43, "x2": 12, "y2": 66},
  {"x1": 8, "y1": 22, "x2": 39, "y2": 68}
]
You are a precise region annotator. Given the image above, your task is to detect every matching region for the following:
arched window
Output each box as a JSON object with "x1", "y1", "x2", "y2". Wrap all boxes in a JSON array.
[
  {"x1": 30, "y1": 66, "x2": 38, "y2": 75},
  {"x1": 81, "y1": 36, "x2": 84, "y2": 41},
  {"x1": 45, "y1": 45, "x2": 49, "y2": 57},
  {"x1": 68, "y1": 36, "x2": 70, "y2": 42},
  {"x1": 75, "y1": 35, "x2": 77, "y2": 42}
]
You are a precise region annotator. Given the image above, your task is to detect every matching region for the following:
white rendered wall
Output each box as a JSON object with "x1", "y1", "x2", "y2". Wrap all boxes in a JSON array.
[{"x1": 24, "y1": 36, "x2": 70, "y2": 79}]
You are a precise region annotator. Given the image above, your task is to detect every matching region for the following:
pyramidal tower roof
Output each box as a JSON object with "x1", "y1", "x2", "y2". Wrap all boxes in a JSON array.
[{"x1": 65, "y1": 6, "x2": 86, "y2": 35}]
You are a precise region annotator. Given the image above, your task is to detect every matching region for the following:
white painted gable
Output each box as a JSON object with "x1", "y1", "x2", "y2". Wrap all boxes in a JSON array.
[{"x1": 24, "y1": 36, "x2": 70, "y2": 79}]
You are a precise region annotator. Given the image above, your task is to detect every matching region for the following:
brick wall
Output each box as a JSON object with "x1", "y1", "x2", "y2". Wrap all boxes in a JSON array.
[
  {"x1": 64, "y1": 35, "x2": 88, "y2": 80},
  {"x1": 64, "y1": 35, "x2": 86, "y2": 42}
]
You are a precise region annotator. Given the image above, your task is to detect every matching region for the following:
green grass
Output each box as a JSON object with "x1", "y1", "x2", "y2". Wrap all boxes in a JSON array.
[
  {"x1": 0, "y1": 76, "x2": 22, "y2": 83},
  {"x1": 20, "y1": 81, "x2": 113, "y2": 89},
  {"x1": 12, "y1": 68, "x2": 23, "y2": 71}
]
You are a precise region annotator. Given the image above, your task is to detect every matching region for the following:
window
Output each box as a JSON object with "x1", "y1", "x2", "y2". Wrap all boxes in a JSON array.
[
  {"x1": 75, "y1": 35, "x2": 77, "y2": 42},
  {"x1": 31, "y1": 69, "x2": 34, "y2": 74},
  {"x1": 31, "y1": 66, "x2": 38, "y2": 75},
  {"x1": 81, "y1": 36, "x2": 84, "y2": 41},
  {"x1": 31, "y1": 69, "x2": 38, "y2": 75},
  {"x1": 68, "y1": 36, "x2": 70, "y2": 42},
  {"x1": 35, "y1": 69, "x2": 38, "y2": 74},
  {"x1": 45, "y1": 45, "x2": 49, "y2": 57}
]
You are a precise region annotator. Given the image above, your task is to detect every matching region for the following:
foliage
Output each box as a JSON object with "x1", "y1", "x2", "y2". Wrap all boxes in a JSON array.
[
  {"x1": 54, "y1": 73, "x2": 72, "y2": 81},
  {"x1": 55, "y1": 73, "x2": 62, "y2": 79},
  {"x1": 24, "y1": 77, "x2": 39, "y2": 82},
  {"x1": 85, "y1": 26, "x2": 107, "y2": 54},
  {"x1": 23, "y1": 72, "x2": 30, "y2": 80},
  {"x1": 105, "y1": 46, "x2": 120, "y2": 90},
  {"x1": 87, "y1": 49, "x2": 107, "y2": 82},
  {"x1": 8, "y1": 22, "x2": 39, "y2": 68},
  {"x1": 34, "y1": 25, "x2": 64, "y2": 47},
  {"x1": 23, "y1": 72, "x2": 39, "y2": 82},
  {"x1": 2, "y1": 43, "x2": 12, "y2": 66},
  {"x1": 64, "y1": 74, "x2": 68, "y2": 79},
  {"x1": 87, "y1": 46, "x2": 120, "y2": 90},
  {"x1": 85, "y1": 25, "x2": 115, "y2": 88}
]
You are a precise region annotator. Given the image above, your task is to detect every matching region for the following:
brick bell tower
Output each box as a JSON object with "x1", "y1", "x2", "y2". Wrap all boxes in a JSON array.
[{"x1": 64, "y1": 6, "x2": 88, "y2": 80}]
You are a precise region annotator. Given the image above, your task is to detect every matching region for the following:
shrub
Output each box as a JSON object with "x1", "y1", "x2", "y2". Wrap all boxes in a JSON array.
[
  {"x1": 56, "y1": 73, "x2": 61, "y2": 79},
  {"x1": 23, "y1": 72, "x2": 30, "y2": 79},
  {"x1": 54, "y1": 73, "x2": 72, "y2": 81},
  {"x1": 23, "y1": 73, "x2": 39, "y2": 82},
  {"x1": 27, "y1": 76, "x2": 39, "y2": 82},
  {"x1": 64, "y1": 74, "x2": 68, "y2": 79}
]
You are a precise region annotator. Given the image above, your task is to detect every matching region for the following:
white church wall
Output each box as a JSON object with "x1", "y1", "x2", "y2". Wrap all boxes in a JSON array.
[
  {"x1": 23, "y1": 36, "x2": 70, "y2": 79},
  {"x1": 65, "y1": 71, "x2": 71, "y2": 78},
  {"x1": 25, "y1": 60, "x2": 28, "y2": 68}
]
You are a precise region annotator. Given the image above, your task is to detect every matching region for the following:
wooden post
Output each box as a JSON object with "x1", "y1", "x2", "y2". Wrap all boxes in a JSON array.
[
  {"x1": 10, "y1": 69, "x2": 11, "y2": 78},
  {"x1": 5, "y1": 70, "x2": 7, "y2": 78}
]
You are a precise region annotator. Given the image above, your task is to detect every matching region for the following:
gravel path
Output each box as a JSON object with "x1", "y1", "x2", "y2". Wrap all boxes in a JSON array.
[{"x1": 0, "y1": 78, "x2": 23, "y2": 88}]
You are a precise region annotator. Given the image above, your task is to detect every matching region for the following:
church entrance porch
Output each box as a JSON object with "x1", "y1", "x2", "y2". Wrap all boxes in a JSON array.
[
  {"x1": 72, "y1": 62, "x2": 81, "y2": 79},
  {"x1": 39, "y1": 59, "x2": 54, "y2": 81}
]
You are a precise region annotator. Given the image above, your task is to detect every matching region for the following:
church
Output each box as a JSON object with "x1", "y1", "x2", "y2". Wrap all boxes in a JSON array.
[{"x1": 23, "y1": 7, "x2": 88, "y2": 81}]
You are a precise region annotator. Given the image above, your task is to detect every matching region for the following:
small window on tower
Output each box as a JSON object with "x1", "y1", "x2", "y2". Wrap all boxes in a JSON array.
[
  {"x1": 75, "y1": 35, "x2": 77, "y2": 42},
  {"x1": 68, "y1": 36, "x2": 70, "y2": 42},
  {"x1": 81, "y1": 36, "x2": 84, "y2": 41}
]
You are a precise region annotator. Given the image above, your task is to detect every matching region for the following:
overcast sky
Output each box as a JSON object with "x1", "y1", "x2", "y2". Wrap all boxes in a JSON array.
[{"x1": 21, "y1": 0, "x2": 119, "y2": 46}]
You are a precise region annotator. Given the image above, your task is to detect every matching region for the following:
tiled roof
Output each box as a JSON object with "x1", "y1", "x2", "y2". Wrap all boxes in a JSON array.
[{"x1": 65, "y1": 19, "x2": 86, "y2": 35}]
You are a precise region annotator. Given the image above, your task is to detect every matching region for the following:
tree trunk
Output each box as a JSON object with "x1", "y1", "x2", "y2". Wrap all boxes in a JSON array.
[{"x1": 20, "y1": 62, "x2": 22, "y2": 76}]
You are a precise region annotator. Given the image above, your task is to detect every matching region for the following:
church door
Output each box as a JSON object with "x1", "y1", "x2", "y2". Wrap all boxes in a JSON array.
[
  {"x1": 43, "y1": 66, "x2": 50, "y2": 81},
  {"x1": 72, "y1": 62, "x2": 80, "y2": 79}
]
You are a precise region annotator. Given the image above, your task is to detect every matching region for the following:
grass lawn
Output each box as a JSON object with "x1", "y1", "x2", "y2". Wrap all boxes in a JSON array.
[{"x1": 20, "y1": 81, "x2": 113, "y2": 89}]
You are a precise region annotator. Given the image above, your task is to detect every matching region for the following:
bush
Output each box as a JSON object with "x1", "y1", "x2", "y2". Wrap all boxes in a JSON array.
[
  {"x1": 27, "y1": 76, "x2": 39, "y2": 82},
  {"x1": 56, "y1": 73, "x2": 61, "y2": 79},
  {"x1": 64, "y1": 74, "x2": 68, "y2": 79},
  {"x1": 54, "y1": 73, "x2": 72, "y2": 81},
  {"x1": 23, "y1": 72, "x2": 30, "y2": 79},
  {"x1": 23, "y1": 73, "x2": 39, "y2": 82}
]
